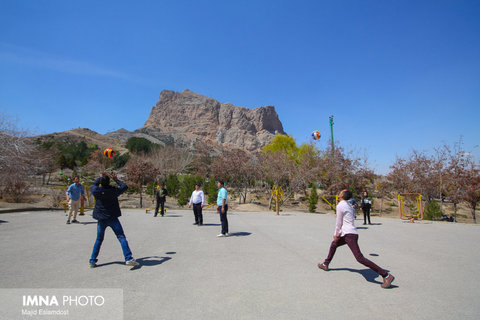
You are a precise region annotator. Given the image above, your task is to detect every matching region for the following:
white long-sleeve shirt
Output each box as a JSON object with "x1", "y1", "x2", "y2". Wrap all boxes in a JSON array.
[
  {"x1": 334, "y1": 200, "x2": 358, "y2": 237},
  {"x1": 189, "y1": 190, "x2": 205, "y2": 205}
]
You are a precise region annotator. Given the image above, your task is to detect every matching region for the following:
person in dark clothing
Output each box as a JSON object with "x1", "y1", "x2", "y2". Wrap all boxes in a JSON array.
[
  {"x1": 154, "y1": 183, "x2": 168, "y2": 217},
  {"x1": 89, "y1": 171, "x2": 139, "y2": 268},
  {"x1": 361, "y1": 191, "x2": 372, "y2": 225}
]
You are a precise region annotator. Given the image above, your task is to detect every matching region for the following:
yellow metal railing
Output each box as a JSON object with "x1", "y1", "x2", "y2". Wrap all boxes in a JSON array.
[{"x1": 398, "y1": 193, "x2": 423, "y2": 221}]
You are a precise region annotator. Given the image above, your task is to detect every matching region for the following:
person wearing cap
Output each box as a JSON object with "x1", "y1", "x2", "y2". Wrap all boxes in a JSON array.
[
  {"x1": 317, "y1": 189, "x2": 395, "y2": 288},
  {"x1": 188, "y1": 183, "x2": 206, "y2": 226}
]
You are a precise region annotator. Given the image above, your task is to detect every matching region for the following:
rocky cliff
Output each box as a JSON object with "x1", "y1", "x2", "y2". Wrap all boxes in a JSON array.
[{"x1": 142, "y1": 89, "x2": 285, "y2": 151}]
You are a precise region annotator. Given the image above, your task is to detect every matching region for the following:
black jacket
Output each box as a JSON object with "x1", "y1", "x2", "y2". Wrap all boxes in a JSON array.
[
  {"x1": 91, "y1": 177, "x2": 128, "y2": 220},
  {"x1": 156, "y1": 188, "x2": 168, "y2": 203}
]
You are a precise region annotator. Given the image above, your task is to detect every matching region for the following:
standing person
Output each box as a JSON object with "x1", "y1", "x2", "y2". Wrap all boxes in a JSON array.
[
  {"x1": 361, "y1": 191, "x2": 372, "y2": 225},
  {"x1": 317, "y1": 189, "x2": 394, "y2": 288},
  {"x1": 89, "y1": 172, "x2": 139, "y2": 268},
  {"x1": 66, "y1": 176, "x2": 86, "y2": 224},
  {"x1": 188, "y1": 183, "x2": 205, "y2": 226},
  {"x1": 154, "y1": 183, "x2": 168, "y2": 217},
  {"x1": 216, "y1": 181, "x2": 228, "y2": 237}
]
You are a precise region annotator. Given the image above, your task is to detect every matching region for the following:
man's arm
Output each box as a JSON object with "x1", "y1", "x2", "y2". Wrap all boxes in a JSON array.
[
  {"x1": 115, "y1": 179, "x2": 128, "y2": 195},
  {"x1": 66, "y1": 185, "x2": 72, "y2": 201},
  {"x1": 334, "y1": 204, "x2": 344, "y2": 239},
  {"x1": 188, "y1": 191, "x2": 194, "y2": 207}
]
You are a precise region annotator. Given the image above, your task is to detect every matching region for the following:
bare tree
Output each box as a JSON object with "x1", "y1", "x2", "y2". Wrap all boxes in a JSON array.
[
  {"x1": 210, "y1": 149, "x2": 259, "y2": 204},
  {"x1": 462, "y1": 161, "x2": 480, "y2": 224},
  {"x1": 149, "y1": 145, "x2": 194, "y2": 178},
  {"x1": 125, "y1": 155, "x2": 159, "y2": 208},
  {"x1": 260, "y1": 150, "x2": 297, "y2": 215},
  {"x1": 388, "y1": 150, "x2": 440, "y2": 202},
  {"x1": 0, "y1": 113, "x2": 35, "y2": 201}
]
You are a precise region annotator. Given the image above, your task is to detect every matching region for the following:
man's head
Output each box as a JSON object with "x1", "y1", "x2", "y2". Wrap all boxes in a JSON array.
[
  {"x1": 100, "y1": 175, "x2": 110, "y2": 187},
  {"x1": 339, "y1": 189, "x2": 352, "y2": 201},
  {"x1": 73, "y1": 176, "x2": 80, "y2": 184},
  {"x1": 195, "y1": 183, "x2": 201, "y2": 190},
  {"x1": 217, "y1": 181, "x2": 224, "y2": 189}
]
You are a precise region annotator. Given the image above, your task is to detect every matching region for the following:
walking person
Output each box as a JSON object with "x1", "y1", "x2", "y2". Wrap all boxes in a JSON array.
[
  {"x1": 66, "y1": 176, "x2": 86, "y2": 224},
  {"x1": 154, "y1": 183, "x2": 168, "y2": 217},
  {"x1": 361, "y1": 191, "x2": 372, "y2": 225},
  {"x1": 89, "y1": 171, "x2": 139, "y2": 268},
  {"x1": 317, "y1": 189, "x2": 394, "y2": 288},
  {"x1": 216, "y1": 181, "x2": 228, "y2": 237},
  {"x1": 188, "y1": 183, "x2": 205, "y2": 226}
]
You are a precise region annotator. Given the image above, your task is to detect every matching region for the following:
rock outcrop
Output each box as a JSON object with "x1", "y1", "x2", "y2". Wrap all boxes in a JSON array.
[{"x1": 143, "y1": 89, "x2": 285, "y2": 151}]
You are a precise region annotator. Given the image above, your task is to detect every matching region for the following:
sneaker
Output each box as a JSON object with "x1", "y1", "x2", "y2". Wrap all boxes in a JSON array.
[
  {"x1": 89, "y1": 263, "x2": 97, "y2": 268},
  {"x1": 79, "y1": 213, "x2": 85, "y2": 216},
  {"x1": 72, "y1": 219, "x2": 79, "y2": 223},
  {"x1": 66, "y1": 220, "x2": 71, "y2": 224},
  {"x1": 317, "y1": 263, "x2": 329, "y2": 271},
  {"x1": 125, "y1": 259, "x2": 139, "y2": 267},
  {"x1": 224, "y1": 233, "x2": 229, "y2": 237},
  {"x1": 217, "y1": 233, "x2": 226, "y2": 237},
  {"x1": 381, "y1": 274, "x2": 395, "y2": 288},
  {"x1": 193, "y1": 222, "x2": 198, "y2": 225}
]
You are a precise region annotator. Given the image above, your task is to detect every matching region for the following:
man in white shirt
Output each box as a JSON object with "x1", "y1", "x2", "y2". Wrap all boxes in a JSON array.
[
  {"x1": 188, "y1": 183, "x2": 206, "y2": 226},
  {"x1": 317, "y1": 189, "x2": 395, "y2": 289}
]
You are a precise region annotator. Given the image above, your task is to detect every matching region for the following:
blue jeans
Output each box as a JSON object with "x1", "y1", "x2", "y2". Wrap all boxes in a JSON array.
[{"x1": 89, "y1": 217, "x2": 133, "y2": 263}]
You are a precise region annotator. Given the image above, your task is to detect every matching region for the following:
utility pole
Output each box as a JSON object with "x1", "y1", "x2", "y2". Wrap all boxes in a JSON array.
[{"x1": 329, "y1": 115, "x2": 334, "y2": 154}]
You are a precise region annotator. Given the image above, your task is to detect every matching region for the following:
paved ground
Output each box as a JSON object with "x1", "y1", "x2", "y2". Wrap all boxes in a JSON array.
[{"x1": 1, "y1": 208, "x2": 479, "y2": 319}]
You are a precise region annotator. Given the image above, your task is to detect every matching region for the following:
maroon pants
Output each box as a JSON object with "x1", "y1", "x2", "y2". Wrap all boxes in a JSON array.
[{"x1": 323, "y1": 233, "x2": 387, "y2": 277}]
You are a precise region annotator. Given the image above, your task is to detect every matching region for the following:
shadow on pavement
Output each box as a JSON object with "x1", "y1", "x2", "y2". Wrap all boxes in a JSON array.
[
  {"x1": 356, "y1": 227, "x2": 368, "y2": 230},
  {"x1": 229, "y1": 232, "x2": 252, "y2": 237},
  {"x1": 0, "y1": 220, "x2": 8, "y2": 224},
  {"x1": 95, "y1": 256, "x2": 173, "y2": 270},
  {"x1": 131, "y1": 256, "x2": 172, "y2": 270},
  {"x1": 202, "y1": 223, "x2": 221, "y2": 226},
  {"x1": 328, "y1": 268, "x2": 398, "y2": 288},
  {"x1": 80, "y1": 222, "x2": 97, "y2": 225}
]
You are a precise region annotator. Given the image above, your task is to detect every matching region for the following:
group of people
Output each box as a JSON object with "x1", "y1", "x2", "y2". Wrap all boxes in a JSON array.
[{"x1": 66, "y1": 173, "x2": 394, "y2": 288}]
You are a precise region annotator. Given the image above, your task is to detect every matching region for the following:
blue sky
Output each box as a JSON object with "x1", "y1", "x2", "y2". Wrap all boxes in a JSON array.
[{"x1": 1, "y1": 0, "x2": 479, "y2": 174}]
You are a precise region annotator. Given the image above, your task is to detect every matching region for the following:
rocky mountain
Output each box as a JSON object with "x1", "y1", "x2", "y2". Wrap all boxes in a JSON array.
[
  {"x1": 141, "y1": 89, "x2": 285, "y2": 151},
  {"x1": 36, "y1": 90, "x2": 285, "y2": 154}
]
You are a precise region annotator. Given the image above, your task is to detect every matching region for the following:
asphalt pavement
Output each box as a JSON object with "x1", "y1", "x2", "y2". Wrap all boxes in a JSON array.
[{"x1": 1, "y1": 208, "x2": 479, "y2": 319}]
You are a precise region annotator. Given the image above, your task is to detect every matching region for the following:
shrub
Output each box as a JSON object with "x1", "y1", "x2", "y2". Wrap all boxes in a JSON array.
[
  {"x1": 3, "y1": 176, "x2": 30, "y2": 203},
  {"x1": 308, "y1": 184, "x2": 318, "y2": 213},
  {"x1": 424, "y1": 200, "x2": 443, "y2": 220},
  {"x1": 126, "y1": 137, "x2": 158, "y2": 154},
  {"x1": 166, "y1": 174, "x2": 180, "y2": 198},
  {"x1": 177, "y1": 175, "x2": 203, "y2": 206},
  {"x1": 205, "y1": 178, "x2": 218, "y2": 205}
]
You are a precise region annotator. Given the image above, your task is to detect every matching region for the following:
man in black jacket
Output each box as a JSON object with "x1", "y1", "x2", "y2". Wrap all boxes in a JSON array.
[
  {"x1": 154, "y1": 183, "x2": 168, "y2": 217},
  {"x1": 89, "y1": 171, "x2": 139, "y2": 268}
]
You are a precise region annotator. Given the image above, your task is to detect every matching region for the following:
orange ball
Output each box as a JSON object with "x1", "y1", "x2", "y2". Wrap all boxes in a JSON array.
[{"x1": 104, "y1": 148, "x2": 115, "y2": 158}]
